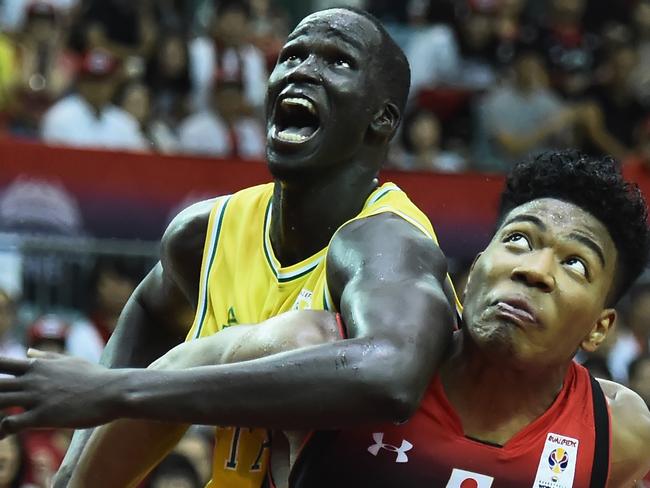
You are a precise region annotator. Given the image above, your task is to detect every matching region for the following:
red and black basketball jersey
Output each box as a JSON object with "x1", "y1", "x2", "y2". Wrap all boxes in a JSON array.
[{"x1": 287, "y1": 361, "x2": 610, "y2": 488}]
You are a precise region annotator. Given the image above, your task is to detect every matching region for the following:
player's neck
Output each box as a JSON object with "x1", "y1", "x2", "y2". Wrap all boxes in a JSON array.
[
  {"x1": 270, "y1": 166, "x2": 379, "y2": 266},
  {"x1": 440, "y1": 333, "x2": 568, "y2": 446}
]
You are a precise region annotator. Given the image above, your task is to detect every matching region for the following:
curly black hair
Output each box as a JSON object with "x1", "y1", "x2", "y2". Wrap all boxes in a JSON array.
[{"x1": 497, "y1": 150, "x2": 650, "y2": 304}]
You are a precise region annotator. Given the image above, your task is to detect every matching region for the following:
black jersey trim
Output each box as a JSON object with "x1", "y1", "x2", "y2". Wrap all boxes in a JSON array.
[{"x1": 589, "y1": 375, "x2": 611, "y2": 488}]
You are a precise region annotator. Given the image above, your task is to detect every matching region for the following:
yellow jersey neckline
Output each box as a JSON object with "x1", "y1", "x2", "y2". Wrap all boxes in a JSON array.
[{"x1": 262, "y1": 182, "x2": 401, "y2": 283}]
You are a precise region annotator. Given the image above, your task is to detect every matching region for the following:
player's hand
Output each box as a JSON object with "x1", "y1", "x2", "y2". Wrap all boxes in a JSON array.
[{"x1": 0, "y1": 349, "x2": 120, "y2": 436}]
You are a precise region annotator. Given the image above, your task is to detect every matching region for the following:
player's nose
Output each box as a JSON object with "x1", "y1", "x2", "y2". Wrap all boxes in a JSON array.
[{"x1": 511, "y1": 249, "x2": 556, "y2": 293}]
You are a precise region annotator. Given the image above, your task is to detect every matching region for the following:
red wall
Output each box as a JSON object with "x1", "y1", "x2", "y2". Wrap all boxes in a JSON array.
[{"x1": 3, "y1": 139, "x2": 646, "y2": 260}]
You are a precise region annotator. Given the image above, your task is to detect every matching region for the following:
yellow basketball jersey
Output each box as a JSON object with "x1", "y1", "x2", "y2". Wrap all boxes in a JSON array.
[{"x1": 186, "y1": 182, "x2": 461, "y2": 488}]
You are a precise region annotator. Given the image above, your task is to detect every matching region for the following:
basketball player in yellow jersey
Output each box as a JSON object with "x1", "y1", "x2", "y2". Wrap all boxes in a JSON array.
[{"x1": 0, "y1": 8, "x2": 458, "y2": 488}]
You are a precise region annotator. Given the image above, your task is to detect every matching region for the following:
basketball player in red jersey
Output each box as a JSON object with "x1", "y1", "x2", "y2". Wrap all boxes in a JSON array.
[{"x1": 0, "y1": 151, "x2": 646, "y2": 488}]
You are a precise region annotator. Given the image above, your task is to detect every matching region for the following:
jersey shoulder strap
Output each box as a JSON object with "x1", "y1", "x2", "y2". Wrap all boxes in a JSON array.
[{"x1": 589, "y1": 374, "x2": 611, "y2": 488}]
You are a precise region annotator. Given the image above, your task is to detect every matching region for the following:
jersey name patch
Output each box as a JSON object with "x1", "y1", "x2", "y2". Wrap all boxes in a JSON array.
[
  {"x1": 445, "y1": 468, "x2": 494, "y2": 487},
  {"x1": 532, "y1": 433, "x2": 579, "y2": 488},
  {"x1": 292, "y1": 288, "x2": 313, "y2": 310}
]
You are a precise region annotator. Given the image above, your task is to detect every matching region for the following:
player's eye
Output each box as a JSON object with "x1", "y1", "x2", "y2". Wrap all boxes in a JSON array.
[
  {"x1": 564, "y1": 257, "x2": 589, "y2": 278},
  {"x1": 503, "y1": 233, "x2": 531, "y2": 251},
  {"x1": 334, "y1": 58, "x2": 351, "y2": 68}
]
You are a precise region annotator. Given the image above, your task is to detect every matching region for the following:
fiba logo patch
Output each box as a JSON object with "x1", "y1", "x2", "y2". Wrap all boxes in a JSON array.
[
  {"x1": 367, "y1": 433, "x2": 413, "y2": 463},
  {"x1": 548, "y1": 448, "x2": 569, "y2": 480},
  {"x1": 533, "y1": 433, "x2": 579, "y2": 488},
  {"x1": 445, "y1": 468, "x2": 494, "y2": 487}
]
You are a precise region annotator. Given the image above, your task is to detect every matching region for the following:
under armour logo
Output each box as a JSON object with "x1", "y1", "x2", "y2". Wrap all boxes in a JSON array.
[{"x1": 367, "y1": 432, "x2": 413, "y2": 463}]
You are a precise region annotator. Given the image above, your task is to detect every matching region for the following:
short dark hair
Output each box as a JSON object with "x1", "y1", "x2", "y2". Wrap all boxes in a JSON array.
[
  {"x1": 497, "y1": 150, "x2": 650, "y2": 304},
  {"x1": 629, "y1": 353, "x2": 650, "y2": 381},
  {"x1": 337, "y1": 7, "x2": 411, "y2": 115}
]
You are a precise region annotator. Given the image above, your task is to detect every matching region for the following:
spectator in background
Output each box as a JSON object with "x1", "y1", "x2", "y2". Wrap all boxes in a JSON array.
[
  {"x1": 66, "y1": 257, "x2": 139, "y2": 363},
  {"x1": 0, "y1": 289, "x2": 25, "y2": 361},
  {"x1": 392, "y1": 108, "x2": 466, "y2": 172},
  {"x1": 25, "y1": 314, "x2": 68, "y2": 354},
  {"x1": 0, "y1": 29, "x2": 18, "y2": 117},
  {"x1": 631, "y1": 0, "x2": 650, "y2": 106},
  {"x1": 447, "y1": 6, "x2": 497, "y2": 91},
  {"x1": 22, "y1": 316, "x2": 71, "y2": 488},
  {"x1": 145, "y1": 453, "x2": 202, "y2": 488},
  {"x1": 472, "y1": 46, "x2": 576, "y2": 172},
  {"x1": 8, "y1": 2, "x2": 75, "y2": 139},
  {"x1": 249, "y1": 0, "x2": 289, "y2": 71},
  {"x1": 534, "y1": 0, "x2": 600, "y2": 88},
  {"x1": 115, "y1": 80, "x2": 165, "y2": 149},
  {"x1": 144, "y1": 29, "x2": 192, "y2": 152},
  {"x1": 583, "y1": 43, "x2": 644, "y2": 156},
  {"x1": 404, "y1": 0, "x2": 459, "y2": 95},
  {"x1": 178, "y1": 78, "x2": 265, "y2": 159},
  {"x1": 67, "y1": 0, "x2": 155, "y2": 59},
  {"x1": 626, "y1": 117, "x2": 650, "y2": 173},
  {"x1": 189, "y1": 0, "x2": 267, "y2": 113},
  {"x1": 145, "y1": 29, "x2": 191, "y2": 122},
  {"x1": 0, "y1": 0, "x2": 78, "y2": 33},
  {"x1": 0, "y1": 436, "x2": 25, "y2": 488},
  {"x1": 40, "y1": 48, "x2": 148, "y2": 151},
  {"x1": 609, "y1": 283, "x2": 650, "y2": 384}
]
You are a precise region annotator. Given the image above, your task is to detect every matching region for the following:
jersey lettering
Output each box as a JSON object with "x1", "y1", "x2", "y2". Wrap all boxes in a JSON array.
[
  {"x1": 225, "y1": 427, "x2": 242, "y2": 470},
  {"x1": 251, "y1": 434, "x2": 271, "y2": 471}
]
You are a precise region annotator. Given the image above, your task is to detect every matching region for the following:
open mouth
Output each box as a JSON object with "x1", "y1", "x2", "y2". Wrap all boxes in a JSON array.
[{"x1": 273, "y1": 96, "x2": 320, "y2": 144}]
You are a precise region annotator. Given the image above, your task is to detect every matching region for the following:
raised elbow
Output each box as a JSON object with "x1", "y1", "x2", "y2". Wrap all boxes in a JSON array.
[{"x1": 361, "y1": 345, "x2": 427, "y2": 423}]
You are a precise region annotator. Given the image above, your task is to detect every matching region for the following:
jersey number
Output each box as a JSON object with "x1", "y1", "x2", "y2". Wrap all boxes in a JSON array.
[{"x1": 225, "y1": 427, "x2": 271, "y2": 472}]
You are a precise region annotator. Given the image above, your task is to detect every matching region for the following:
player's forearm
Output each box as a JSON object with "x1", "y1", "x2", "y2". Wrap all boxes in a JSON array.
[
  {"x1": 110, "y1": 335, "x2": 432, "y2": 429},
  {"x1": 69, "y1": 420, "x2": 188, "y2": 488}
]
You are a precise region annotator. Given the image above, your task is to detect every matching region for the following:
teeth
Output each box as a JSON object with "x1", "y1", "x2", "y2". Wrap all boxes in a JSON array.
[
  {"x1": 277, "y1": 129, "x2": 308, "y2": 143},
  {"x1": 281, "y1": 97, "x2": 316, "y2": 114}
]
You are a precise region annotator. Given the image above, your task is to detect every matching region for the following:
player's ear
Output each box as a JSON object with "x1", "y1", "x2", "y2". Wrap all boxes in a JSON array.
[
  {"x1": 581, "y1": 309, "x2": 616, "y2": 353},
  {"x1": 369, "y1": 102, "x2": 400, "y2": 141}
]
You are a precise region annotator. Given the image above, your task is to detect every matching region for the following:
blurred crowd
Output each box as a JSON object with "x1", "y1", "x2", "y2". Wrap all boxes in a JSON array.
[
  {"x1": 0, "y1": 0, "x2": 649, "y2": 486},
  {"x1": 0, "y1": 0, "x2": 646, "y2": 172},
  {"x1": 0, "y1": 257, "x2": 217, "y2": 488}
]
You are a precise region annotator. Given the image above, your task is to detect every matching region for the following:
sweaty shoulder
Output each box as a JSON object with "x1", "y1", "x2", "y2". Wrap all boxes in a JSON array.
[
  {"x1": 327, "y1": 212, "x2": 449, "y2": 299},
  {"x1": 160, "y1": 198, "x2": 218, "y2": 300},
  {"x1": 597, "y1": 379, "x2": 650, "y2": 485}
]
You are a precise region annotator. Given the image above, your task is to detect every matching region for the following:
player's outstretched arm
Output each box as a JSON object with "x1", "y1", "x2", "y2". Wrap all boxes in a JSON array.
[
  {"x1": 0, "y1": 213, "x2": 454, "y2": 430},
  {"x1": 54, "y1": 200, "x2": 212, "y2": 487},
  {"x1": 67, "y1": 310, "x2": 340, "y2": 488},
  {"x1": 598, "y1": 379, "x2": 650, "y2": 487}
]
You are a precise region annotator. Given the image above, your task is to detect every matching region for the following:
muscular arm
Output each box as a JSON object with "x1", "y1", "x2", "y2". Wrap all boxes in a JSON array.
[
  {"x1": 598, "y1": 379, "x2": 650, "y2": 487},
  {"x1": 55, "y1": 200, "x2": 212, "y2": 486},
  {"x1": 1, "y1": 212, "x2": 454, "y2": 431},
  {"x1": 111, "y1": 215, "x2": 451, "y2": 428},
  {"x1": 69, "y1": 311, "x2": 340, "y2": 488}
]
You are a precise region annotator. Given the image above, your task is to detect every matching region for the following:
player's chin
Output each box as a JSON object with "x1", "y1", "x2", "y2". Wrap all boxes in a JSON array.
[
  {"x1": 468, "y1": 319, "x2": 518, "y2": 351},
  {"x1": 266, "y1": 136, "x2": 327, "y2": 178}
]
